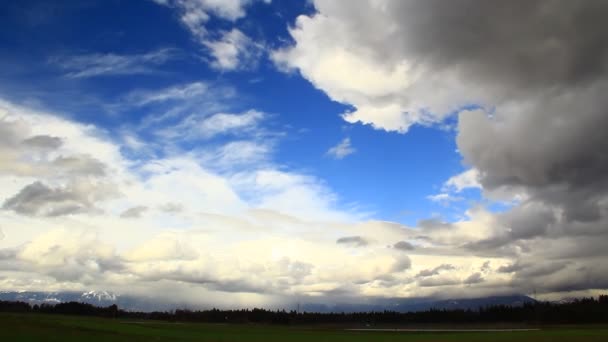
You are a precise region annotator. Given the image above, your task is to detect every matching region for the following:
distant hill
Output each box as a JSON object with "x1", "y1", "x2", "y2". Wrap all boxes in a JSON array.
[
  {"x1": 301, "y1": 295, "x2": 535, "y2": 313},
  {"x1": 0, "y1": 291, "x2": 535, "y2": 313}
]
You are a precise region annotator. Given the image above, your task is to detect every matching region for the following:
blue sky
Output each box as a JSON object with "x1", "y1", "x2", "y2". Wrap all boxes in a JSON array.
[
  {"x1": 0, "y1": 0, "x2": 473, "y2": 225},
  {"x1": 2, "y1": 0, "x2": 605, "y2": 306}
]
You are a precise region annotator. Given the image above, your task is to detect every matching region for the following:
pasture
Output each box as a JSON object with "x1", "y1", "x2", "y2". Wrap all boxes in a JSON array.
[{"x1": 1, "y1": 313, "x2": 607, "y2": 341}]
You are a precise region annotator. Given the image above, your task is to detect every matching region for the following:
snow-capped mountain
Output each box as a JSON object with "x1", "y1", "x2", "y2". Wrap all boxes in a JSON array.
[
  {"x1": 0, "y1": 290, "x2": 119, "y2": 306},
  {"x1": 80, "y1": 290, "x2": 118, "y2": 303}
]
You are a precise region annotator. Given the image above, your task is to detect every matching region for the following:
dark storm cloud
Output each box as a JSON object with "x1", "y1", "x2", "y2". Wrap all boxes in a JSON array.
[
  {"x1": 353, "y1": 0, "x2": 608, "y2": 93},
  {"x1": 336, "y1": 236, "x2": 369, "y2": 247},
  {"x1": 414, "y1": 1, "x2": 608, "y2": 294},
  {"x1": 458, "y1": 88, "x2": 608, "y2": 214},
  {"x1": 463, "y1": 202, "x2": 558, "y2": 252}
]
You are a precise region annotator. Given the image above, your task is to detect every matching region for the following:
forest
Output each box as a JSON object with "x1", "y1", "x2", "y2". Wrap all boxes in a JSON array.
[{"x1": 1, "y1": 295, "x2": 608, "y2": 325}]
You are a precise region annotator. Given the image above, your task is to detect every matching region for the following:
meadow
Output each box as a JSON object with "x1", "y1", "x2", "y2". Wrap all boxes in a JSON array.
[{"x1": 2, "y1": 313, "x2": 608, "y2": 341}]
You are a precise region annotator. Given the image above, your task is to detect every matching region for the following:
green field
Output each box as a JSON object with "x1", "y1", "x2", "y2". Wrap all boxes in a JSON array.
[{"x1": 2, "y1": 313, "x2": 608, "y2": 341}]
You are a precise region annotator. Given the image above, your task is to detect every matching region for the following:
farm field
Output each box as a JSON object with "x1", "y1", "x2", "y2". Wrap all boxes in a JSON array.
[{"x1": 1, "y1": 313, "x2": 608, "y2": 341}]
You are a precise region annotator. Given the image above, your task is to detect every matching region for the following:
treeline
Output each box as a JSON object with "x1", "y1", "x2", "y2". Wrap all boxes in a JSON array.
[{"x1": 1, "y1": 295, "x2": 608, "y2": 325}]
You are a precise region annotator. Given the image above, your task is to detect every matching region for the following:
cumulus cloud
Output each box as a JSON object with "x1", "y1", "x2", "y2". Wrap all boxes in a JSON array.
[
  {"x1": 273, "y1": 0, "x2": 608, "y2": 299},
  {"x1": 274, "y1": 1, "x2": 608, "y2": 133},
  {"x1": 326, "y1": 137, "x2": 355, "y2": 159}
]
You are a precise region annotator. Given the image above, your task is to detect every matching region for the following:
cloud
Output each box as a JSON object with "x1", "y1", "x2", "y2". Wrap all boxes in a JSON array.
[
  {"x1": 426, "y1": 193, "x2": 463, "y2": 204},
  {"x1": 6, "y1": 0, "x2": 608, "y2": 300},
  {"x1": 120, "y1": 206, "x2": 148, "y2": 219},
  {"x1": 152, "y1": 0, "x2": 267, "y2": 71},
  {"x1": 199, "y1": 140, "x2": 272, "y2": 169},
  {"x1": 326, "y1": 137, "x2": 355, "y2": 159},
  {"x1": 204, "y1": 29, "x2": 264, "y2": 71},
  {"x1": 51, "y1": 49, "x2": 175, "y2": 78},
  {"x1": 3, "y1": 181, "x2": 89, "y2": 217},
  {"x1": 127, "y1": 82, "x2": 209, "y2": 106},
  {"x1": 418, "y1": 276, "x2": 461, "y2": 288},
  {"x1": 497, "y1": 262, "x2": 525, "y2": 274},
  {"x1": 126, "y1": 82, "x2": 238, "y2": 131},
  {"x1": 443, "y1": 169, "x2": 481, "y2": 193},
  {"x1": 393, "y1": 241, "x2": 415, "y2": 251},
  {"x1": 3, "y1": 99, "x2": 431, "y2": 302},
  {"x1": 416, "y1": 264, "x2": 456, "y2": 278},
  {"x1": 274, "y1": 1, "x2": 608, "y2": 133},
  {"x1": 464, "y1": 272, "x2": 484, "y2": 285},
  {"x1": 158, "y1": 110, "x2": 266, "y2": 140},
  {"x1": 153, "y1": 0, "x2": 252, "y2": 31},
  {"x1": 336, "y1": 235, "x2": 368, "y2": 247},
  {"x1": 428, "y1": 169, "x2": 479, "y2": 204},
  {"x1": 391, "y1": 256, "x2": 412, "y2": 272},
  {"x1": 272, "y1": 0, "x2": 608, "y2": 299},
  {"x1": 22, "y1": 135, "x2": 63, "y2": 150}
]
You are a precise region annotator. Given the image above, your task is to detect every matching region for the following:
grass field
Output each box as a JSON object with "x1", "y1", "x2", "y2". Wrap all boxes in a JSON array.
[{"x1": 2, "y1": 313, "x2": 608, "y2": 341}]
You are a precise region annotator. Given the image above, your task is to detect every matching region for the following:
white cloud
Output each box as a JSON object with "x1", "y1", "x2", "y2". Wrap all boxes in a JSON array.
[
  {"x1": 426, "y1": 193, "x2": 463, "y2": 204},
  {"x1": 51, "y1": 49, "x2": 175, "y2": 78},
  {"x1": 271, "y1": 1, "x2": 512, "y2": 132},
  {"x1": 204, "y1": 29, "x2": 264, "y2": 71},
  {"x1": 152, "y1": 0, "x2": 266, "y2": 71},
  {"x1": 427, "y1": 169, "x2": 480, "y2": 204},
  {"x1": 127, "y1": 82, "x2": 209, "y2": 106},
  {"x1": 199, "y1": 140, "x2": 272, "y2": 169},
  {"x1": 443, "y1": 169, "x2": 481, "y2": 193},
  {"x1": 326, "y1": 137, "x2": 355, "y2": 159},
  {"x1": 157, "y1": 109, "x2": 266, "y2": 140}
]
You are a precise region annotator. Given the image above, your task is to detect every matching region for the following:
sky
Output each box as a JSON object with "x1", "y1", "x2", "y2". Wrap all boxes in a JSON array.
[{"x1": 1, "y1": 0, "x2": 608, "y2": 308}]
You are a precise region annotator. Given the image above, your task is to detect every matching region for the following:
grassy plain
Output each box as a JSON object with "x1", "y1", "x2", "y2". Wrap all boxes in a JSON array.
[{"x1": 1, "y1": 312, "x2": 608, "y2": 341}]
